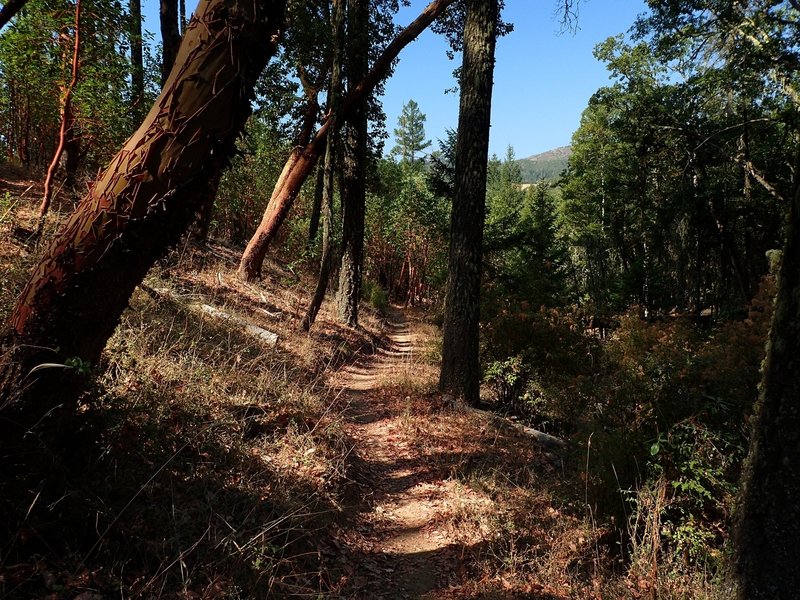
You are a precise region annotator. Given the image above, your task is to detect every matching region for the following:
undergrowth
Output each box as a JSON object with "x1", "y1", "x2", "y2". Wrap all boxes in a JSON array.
[{"x1": 0, "y1": 246, "x2": 382, "y2": 598}]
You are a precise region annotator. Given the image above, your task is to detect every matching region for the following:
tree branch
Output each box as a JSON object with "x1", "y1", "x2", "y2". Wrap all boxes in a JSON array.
[{"x1": 0, "y1": 0, "x2": 28, "y2": 29}]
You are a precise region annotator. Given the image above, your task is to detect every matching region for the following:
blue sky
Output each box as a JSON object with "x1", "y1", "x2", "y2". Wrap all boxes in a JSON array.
[
  {"x1": 382, "y1": 0, "x2": 650, "y2": 159},
  {"x1": 141, "y1": 0, "x2": 650, "y2": 160}
]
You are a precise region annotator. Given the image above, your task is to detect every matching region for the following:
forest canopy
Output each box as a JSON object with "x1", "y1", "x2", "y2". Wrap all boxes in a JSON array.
[{"x1": 0, "y1": 0, "x2": 799, "y2": 598}]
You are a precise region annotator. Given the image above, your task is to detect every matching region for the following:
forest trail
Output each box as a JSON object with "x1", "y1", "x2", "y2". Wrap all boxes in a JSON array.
[{"x1": 332, "y1": 308, "x2": 476, "y2": 599}]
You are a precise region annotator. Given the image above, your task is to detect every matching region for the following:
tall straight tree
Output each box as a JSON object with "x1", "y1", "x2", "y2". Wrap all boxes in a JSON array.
[
  {"x1": 0, "y1": 0, "x2": 284, "y2": 430},
  {"x1": 160, "y1": 0, "x2": 181, "y2": 86},
  {"x1": 336, "y1": 0, "x2": 369, "y2": 326},
  {"x1": 237, "y1": 0, "x2": 456, "y2": 282},
  {"x1": 129, "y1": 0, "x2": 144, "y2": 115},
  {"x1": 302, "y1": 0, "x2": 345, "y2": 332},
  {"x1": 439, "y1": 0, "x2": 497, "y2": 405},
  {"x1": 734, "y1": 159, "x2": 800, "y2": 598}
]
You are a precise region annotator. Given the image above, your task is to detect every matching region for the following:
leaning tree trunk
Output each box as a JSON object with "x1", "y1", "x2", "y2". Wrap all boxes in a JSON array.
[
  {"x1": 37, "y1": 0, "x2": 81, "y2": 234},
  {"x1": 301, "y1": 0, "x2": 344, "y2": 332},
  {"x1": 734, "y1": 161, "x2": 800, "y2": 599},
  {"x1": 438, "y1": 0, "x2": 497, "y2": 406},
  {"x1": 237, "y1": 0, "x2": 456, "y2": 282},
  {"x1": 160, "y1": 0, "x2": 182, "y2": 87},
  {"x1": 0, "y1": 0, "x2": 284, "y2": 432},
  {"x1": 0, "y1": 0, "x2": 28, "y2": 29},
  {"x1": 336, "y1": 0, "x2": 369, "y2": 327}
]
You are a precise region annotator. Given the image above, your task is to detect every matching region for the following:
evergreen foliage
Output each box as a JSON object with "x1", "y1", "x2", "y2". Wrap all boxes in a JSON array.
[{"x1": 391, "y1": 98, "x2": 432, "y2": 165}]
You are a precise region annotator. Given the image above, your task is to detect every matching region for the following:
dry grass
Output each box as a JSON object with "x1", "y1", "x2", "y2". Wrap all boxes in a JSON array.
[
  {"x1": 0, "y1": 173, "x2": 734, "y2": 599},
  {"x1": 0, "y1": 182, "x2": 387, "y2": 598}
]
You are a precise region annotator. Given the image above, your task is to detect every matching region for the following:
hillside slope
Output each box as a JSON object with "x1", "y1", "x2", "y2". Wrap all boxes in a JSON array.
[{"x1": 517, "y1": 146, "x2": 572, "y2": 182}]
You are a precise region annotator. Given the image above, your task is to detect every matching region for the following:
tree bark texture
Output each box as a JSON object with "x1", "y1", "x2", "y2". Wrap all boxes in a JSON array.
[
  {"x1": 37, "y1": 0, "x2": 81, "y2": 231},
  {"x1": 734, "y1": 162, "x2": 800, "y2": 599},
  {"x1": 308, "y1": 163, "x2": 324, "y2": 245},
  {"x1": 160, "y1": 0, "x2": 181, "y2": 87},
  {"x1": 302, "y1": 0, "x2": 344, "y2": 332},
  {"x1": 237, "y1": 0, "x2": 456, "y2": 282},
  {"x1": 0, "y1": 0, "x2": 284, "y2": 429},
  {"x1": 438, "y1": 0, "x2": 497, "y2": 405},
  {"x1": 301, "y1": 140, "x2": 337, "y2": 331},
  {"x1": 336, "y1": 0, "x2": 369, "y2": 327},
  {"x1": 189, "y1": 169, "x2": 224, "y2": 243}
]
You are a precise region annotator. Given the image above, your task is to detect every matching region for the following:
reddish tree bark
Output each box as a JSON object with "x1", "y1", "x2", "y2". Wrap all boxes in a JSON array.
[
  {"x1": 0, "y1": 0, "x2": 284, "y2": 430},
  {"x1": 37, "y1": 0, "x2": 81, "y2": 233},
  {"x1": 237, "y1": 0, "x2": 456, "y2": 282}
]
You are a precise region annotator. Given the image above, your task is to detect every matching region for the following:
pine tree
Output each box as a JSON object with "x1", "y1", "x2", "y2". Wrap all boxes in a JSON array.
[
  {"x1": 391, "y1": 99, "x2": 431, "y2": 166},
  {"x1": 439, "y1": 0, "x2": 498, "y2": 405}
]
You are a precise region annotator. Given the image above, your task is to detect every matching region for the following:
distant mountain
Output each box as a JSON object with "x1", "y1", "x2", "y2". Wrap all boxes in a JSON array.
[{"x1": 516, "y1": 146, "x2": 572, "y2": 183}]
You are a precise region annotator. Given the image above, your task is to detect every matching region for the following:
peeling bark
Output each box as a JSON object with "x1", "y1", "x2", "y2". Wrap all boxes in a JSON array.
[{"x1": 0, "y1": 0, "x2": 284, "y2": 430}]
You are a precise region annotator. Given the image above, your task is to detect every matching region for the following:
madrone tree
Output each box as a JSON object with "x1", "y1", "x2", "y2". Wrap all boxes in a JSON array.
[
  {"x1": 237, "y1": 0, "x2": 457, "y2": 282},
  {"x1": 0, "y1": 0, "x2": 285, "y2": 431}
]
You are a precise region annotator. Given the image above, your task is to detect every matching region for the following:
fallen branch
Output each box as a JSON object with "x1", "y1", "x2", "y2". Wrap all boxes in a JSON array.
[
  {"x1": 446, "y1": 395, "x2": 569, "y2": 451},
  {"x1": 138, "y1": 283, "x2": 279, "y2": 346},
  {"x1": 198, "y1": 304, "x2": 279, "y2": 346}
]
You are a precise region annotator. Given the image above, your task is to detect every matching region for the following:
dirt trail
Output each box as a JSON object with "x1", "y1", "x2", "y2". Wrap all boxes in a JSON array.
[{"x1": 333, "y1": 309, "x2": 468, "y2": 599}]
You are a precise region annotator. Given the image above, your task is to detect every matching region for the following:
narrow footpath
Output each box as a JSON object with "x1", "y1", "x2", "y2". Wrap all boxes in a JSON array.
[{"x1": 333, "y1": 309, "x2": 472, "y2": 599}]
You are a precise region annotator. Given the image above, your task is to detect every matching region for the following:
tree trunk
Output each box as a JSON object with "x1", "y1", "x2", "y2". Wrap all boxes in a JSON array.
[
  {"x1": 0, "y1": 0, "x2": 284, "y2": 431},
  {"x1": 734, "y1": 161, "x2": 800, "y2": 599},
  {"x1": 308, "y1": 164, "x2": 324, "y2": 245},
  {"x1": 37, "y1": 0, "x2": 81, "y2": 233},
  {"x1": 237, "y1": 0, "x2": 456, "y2": 282},
  {"x1": 302, "y1": 142, "x2": 337, "y2": 331},
  {"x1": 160, "y1": 0, "x2": 181, "y2": 87},
  {"x1": 129, "y1": 0, "x2": 145, "y2": 117},
  {"x1": 336, "y1": 0, "x2": 369, "y2": 327},
  {"x1": 0, "y1": 0, "x2": 28, "y2": 29},
  {"x1": 189, "y1": 169, "x2": 224, "y2": 243},
  {"x1": 302, "y1": 0, "x2": 344, "y2": 332},
  {"x1": 438, "y1": 0, "x2": 497, "y2": 406}
]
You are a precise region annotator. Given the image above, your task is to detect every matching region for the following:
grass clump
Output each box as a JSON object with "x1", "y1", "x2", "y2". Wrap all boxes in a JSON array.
[{"x1": 0, "y1": 257, "x2": 363, "y2": 599}]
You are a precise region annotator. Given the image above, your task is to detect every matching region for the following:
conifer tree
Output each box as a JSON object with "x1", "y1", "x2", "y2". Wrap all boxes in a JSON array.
[{"x1": 392, "y1": 99, "x2": 431, "y2": 166}]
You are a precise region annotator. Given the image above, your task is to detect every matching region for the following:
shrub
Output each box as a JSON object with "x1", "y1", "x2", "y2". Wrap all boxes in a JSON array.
[{"x1": 362, "y1": 279, "x2": 389, "y2": 315}]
